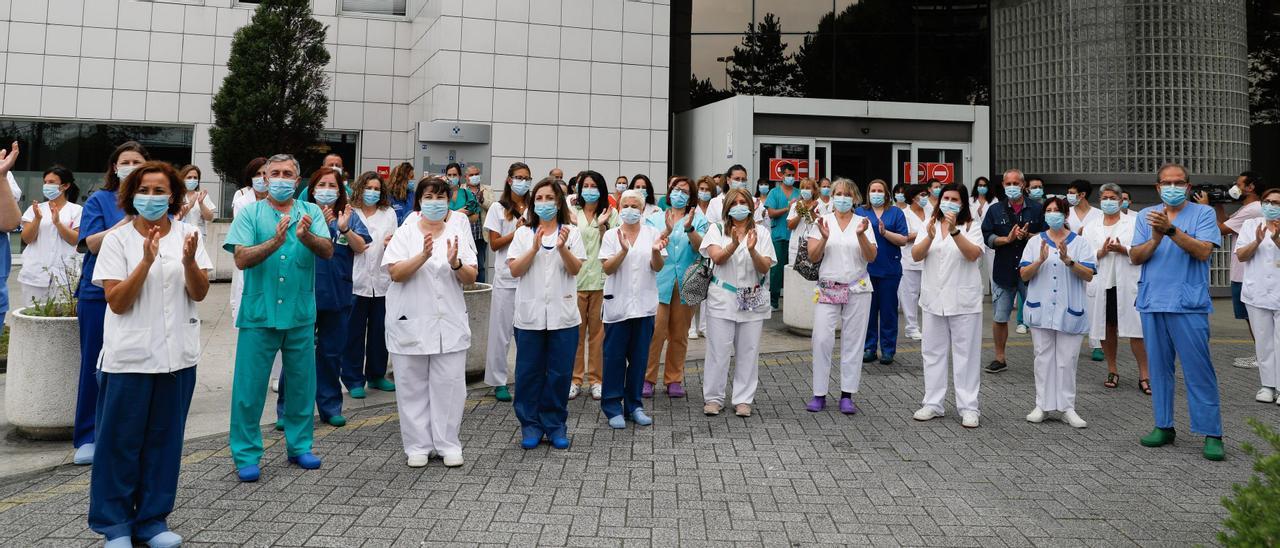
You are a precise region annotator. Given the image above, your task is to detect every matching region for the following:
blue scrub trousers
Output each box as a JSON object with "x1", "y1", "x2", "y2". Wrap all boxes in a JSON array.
[
  {"x1": 1141, "y1": 312, "x2": 1222, "y2": 437},
  {"x1": 88, "y1": 367, "x2": 196, "y2": 542},
  {"x1": 601, "y1": 316, "x2": 654, "y2": 419},
  {"x1": 513, "y1": 326, "x2": 578, "y2": 440},
  {"x1": 74, "y1": 298, "x2": 108, "y2": 448},
  {"x1": 278, "y1": 307, "x2": 349, "y2": 421},
  {"x1": 341, "y1": 296, "x2": 388, "y2": 389},
  {"x1": 864, "y1": 275, "x2": 901, "y2": 357},
  {"x1": 230, "y1": 325, "x2": 316, "y2": 468}
]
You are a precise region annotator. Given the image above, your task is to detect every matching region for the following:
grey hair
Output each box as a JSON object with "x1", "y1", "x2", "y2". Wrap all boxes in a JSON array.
[
  {"x1": 1098, "y1": 182, "x2": 1123, "y2": 196},
  {"x1": 1002, "y1": 168, "x2": 1025, "y2": 183},
  {"x1": 267, "y1": 153, "x2": 301, "y2": 177},
  {"x1": 1157, "y1": 163, "x2": 1189, "y2": 182},
  {"x1": 620, "y1": 189, "x2": 646, "y2": 206},
  {"x1": 831, "y1": 178, "x2": 863, "y2": 204}
]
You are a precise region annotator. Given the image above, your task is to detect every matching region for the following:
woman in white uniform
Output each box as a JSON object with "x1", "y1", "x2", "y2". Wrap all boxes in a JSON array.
[
  {"x1": 345, "y1": 171, "x2": 399, "y2": 397},
  {"x1": 384, "y1": 177, "x2": 478, "y2": 468},
  {"x1": 229, "y1": 157, "x2": 268, "y2": 322},
  {"x1": 804, "y1": 179, "x2": 876, "y2": 414},
  {"x1": 1066, "y1": 179, "x2": 1105, "y2": 361},
  {"x1": 910, "y1": 183, "x2": 986, "y2": 428},
  {"x1": 19, "y1": 165, "x2": 82, "y2": 304},
  {"x1": 1082, "y1": 183, "x2": 1150, "y2": 394},
  {"x1": 1234, "y1": 188, "x2": 1280, "y2": 405},
  {"x1": 785, "y1": 178, "x2": 832, "y2": 264},
  {"x1": 707, "y1": 164, "x2": 750, "y2": 225},
  {"x1": 899, "y1": 184, "x2": 930, "y2": 341},
  {"x1": 481, "y1": 162, "x2": 532, "y2": 402},
  {"x1": 1019, "y1": 197, "x2": 1096, "y2": 428},
  {"x1": 176, "y1": 165, "x2": 216, "y2": 238},
  {"x1": 970, "y1": 177, "x2": 997, "y2": 290},
  {"x1": 699, "y1": 187, "x2": 777, "y2": 418}
]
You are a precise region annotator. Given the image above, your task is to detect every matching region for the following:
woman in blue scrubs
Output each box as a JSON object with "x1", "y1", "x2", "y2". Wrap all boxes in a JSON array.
[
  {"x1": 386, "y1": 162, "x2": 415, "y2": 225},
  {"x1": 72, "y1": 141, "x2": 150, "y2": 466},
  {"x1": 856, "y1": 179, "x2": 909, "y2": 364}
]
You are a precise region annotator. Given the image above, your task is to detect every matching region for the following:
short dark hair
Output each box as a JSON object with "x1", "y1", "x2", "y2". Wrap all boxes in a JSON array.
[
  {"x1": 118, "y1": 161, "x2": 184, "y2": 215},
  {"x1": 779, "y1": 162, "x2": 796, "y2": 174},
  {"x1": 1027, "y1": 176, "x2": 1045, "y2": 186},
  {"x1": 1067, "y1": 179, "x2": 1093, "y2": 198},
  {"x1": 305, "y1": 167, "x2": 349, "y2": 212},
  {"x1": 413, "y1": 176, "x2": 454, "y2": 210},
  {"x1": 1042, "y1": 196, "x2": 1071, "y2": 229},
  {"x1": 42, "y1": 165, "x2": 80, "y2": 203}
]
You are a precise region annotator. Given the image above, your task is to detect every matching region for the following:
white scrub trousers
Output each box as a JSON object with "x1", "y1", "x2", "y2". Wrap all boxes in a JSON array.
[
  {"x1": 1246, "y1": 305, "x2": 1280, "y2": 390},
  {"x1": 898, "y1": 269, "x2": 922, "y2": 335},
  {"x1": 811, "y1": 294, "x2": 872, "y2": 396},
  {"x1": 485, "y1": 287, "x2": 516, "y2": 387},
  {"x1": 1029, "y1": 328, "x2": 1083, "y2": 412},
  {"x1": 703, "y1": 316, "x2": 763, "y2": 406},
  {"x1": 920, "y1": 312, "x2": 982, "y2": 415},
  {"x1": 21, "y1": 283, "x2": 52, "y2": 307},
  {"x1": 392, "y1": 350, "x2": 467, "y2": 458}
]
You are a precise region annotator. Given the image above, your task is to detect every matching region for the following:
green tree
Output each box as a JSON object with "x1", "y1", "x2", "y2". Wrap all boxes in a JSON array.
[
  {"x1": 726, "y1": 13, "x2": 798, "y2": 97},
  {"x1": 689, "y1": 75, "x2": 734, "y2": 108},
  {"x1": 1218, "y1": 418, "x2": 1280, "y2": 546},
  {"x1": 210, "y1": 0, "x2": 329, "y2": 182}
]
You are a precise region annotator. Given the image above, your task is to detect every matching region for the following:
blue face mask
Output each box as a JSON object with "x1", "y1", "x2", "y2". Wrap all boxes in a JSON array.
[
  {"x1": 1044, "y1": 211, "x2": 1066, "y2": 230},
  {"x1": 728, "y1": 204, "x2": 751, "y2": 221},
  {"x1": 730, "y1": 179, "x2": 749, "y2": 191},
  {"x1": 580, "y1": 187, "x2": 601, "y2": 203},
  {"x1": 185, "y1": 179, "x2": 200, "y2": 191},
  {"x1": 1029, "y1": 188, "x2": 1045, "y2": 200},
  {"x1": 421, "y1": 199, "x2": 448, "y2": 221},
  {"x1": 757, "y1": 184, "x2": 770, "y2": 196},
  {"x1": 1262, "y1": 203, "x2": 1280, "y2": 221},
  {"x1": 511, "y1": 178, "x2": 531, "y2": 196},
  {"x1": 133, "y1": 194, "x2": 170, "y2": 221},
  {"x1": 638, "y1": 187, "x2": 649, "y2": 198},
  {"x1": 363, "y1": 189, "x2": 381, "y2": 205},
  {"x1": 1066, "y1": 194, "x2": 1080, "y2": 206},
  {"x1": 976, "y1": 186, "x2": 988, "y2": 196},
  {"x1": 930, "y1": 187, "x2": 942, "y2": 198},
  {"x1": 313, "y1": 188, "x2": 338, "y2": 206},
  {"x1": 42, "y1": 184, "x2": 62, "y2": 200},
  {"x1": 917, "y1": 195, "x2": 930, "y2": 209},
  {"x1": 668, "y1": 190, "x2": 689, "y2": 209},
  {"x1": 698, "y1": 190, "x2": 712, "y2": 203},
  {"x1": 1004, "y1": 185, "x2": 1023, "y2": 200},
  {"x1": 800, "y1": 189, "x2": 813, "y2": 201},
  {"x1": 894, "y1": 192, "x2": 905, "y2": 203},
  {"x1": 447, "y1": 177, "x2": 460, "y2": 186},
  {"x1": 821, "y1": 187, "x2": 832, "y2": 197},
  {"x1": 1121, "y1": 199, "x2": 1131, "y2": 210},
  {"x1": 469, "y1": 174, "x2": 482, "y2": 185},
  {"x1": 534, "y1": 201, "x2": 558, "y2": 220},
  {"x1": 869, "y1": 192, "x2": 885, "y2": 207},
  {"x1": 1100, "y1": 199, "x2": 1120, "y2": 215},
  {"x1": 1159, "y1": 185, "x2": 1187, "y2": 206},
  {"x1": 408, "y1": 179, "x2": 418, "y2": 193},
  {"x1": 619, "y1": 207, "x2": 643, "y2": 225},
  {"x1": 938, "y1": 201, "x2": 962, "y2": 216},
  {"x1": 268, "y1": 178, "x2": 296, "y2": 202},
  {"x1": 833, "y1": 196, "x2": 854, "y2": 213},
  {"x1": 783, "y1": 176, "x2": 795, "y2": 186},
  {"x1": 252, "y1": 177, "x2": 268, "y2": 193}
]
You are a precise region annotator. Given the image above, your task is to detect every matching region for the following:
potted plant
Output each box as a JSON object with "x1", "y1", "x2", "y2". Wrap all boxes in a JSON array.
[
  {"x1": 462, "y1": 282, "x2": 492, "y2": 380},
  {"x1": 5, "y1": 264, "x2": 81, "y2": 440}
]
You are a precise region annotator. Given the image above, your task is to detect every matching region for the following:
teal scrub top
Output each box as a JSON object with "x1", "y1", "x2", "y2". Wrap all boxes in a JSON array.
[
  {"x1": 765, "y1": 186, "x2": 797, "y2": 241},
  {"x1": 223, "y1": 199, "x2": 331, "y2": 329},
  {"x1": 1131, "y1": 202, "x2": 1220, "y2": 314},
  {"x1": 654, "y1": 210, "x2": 709, "y2": 305}
]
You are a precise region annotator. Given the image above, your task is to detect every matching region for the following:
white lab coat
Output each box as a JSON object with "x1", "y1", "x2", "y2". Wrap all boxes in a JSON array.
[{"x1": 1082, "y1": 213, "x2": 1143, "y2": 339}]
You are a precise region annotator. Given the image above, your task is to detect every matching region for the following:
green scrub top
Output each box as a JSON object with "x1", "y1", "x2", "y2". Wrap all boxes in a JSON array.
[{"x1": 223, "y1": 199, "x2": 331, "y2": 330}]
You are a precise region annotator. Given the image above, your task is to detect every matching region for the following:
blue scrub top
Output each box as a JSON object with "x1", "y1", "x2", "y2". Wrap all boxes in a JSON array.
[
  {"x1": 765, "y1": 186, "x2": 797, "y2": 241},
  {"x1": 1131, "y1": 202, "x2": 1220, "y2": 314},
  {"x1": 655, "y1": 210, "x2": 709, "y2": 305},
  {"x1": 856, "y1": 205, "x2": 908, "y2": 278},
  {"x1": 315, "y1": 213, "x2": 370, "y2": 311},
  {"x1": 77, "y1": 190, "x2": 127, "y2": 301},
  {"x1": 390, "y1": 195, "x2": 412, "y2": 225}
]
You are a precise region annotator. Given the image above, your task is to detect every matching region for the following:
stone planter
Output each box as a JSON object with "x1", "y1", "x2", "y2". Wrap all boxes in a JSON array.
[
  {"x1": 782, "y1": 266, "x2": 819, "y2": 335},
  {"x1": 4, "y1": 307, "x2": 80, "y2": 440},
  {"x1": 207, "y1": 219, "x2": 234, "y2": 282},
  {"x1": 463, "y1": 283, "x2": 492, "y2": 380}
]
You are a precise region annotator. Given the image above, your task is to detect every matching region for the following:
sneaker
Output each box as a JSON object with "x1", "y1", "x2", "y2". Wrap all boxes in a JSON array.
[
  {"x1": 146, "y1": 531, "x2": 182, "y2": 548},
  {"x1": 879, "y1": 354, "x2": 894, "y2": 365},
  {"x1": 1063, "y1": 409, "x2": 1087, "y2": 429},
  {"x1": 1026, "y1": 407, "x2": 1045, "y2": 423},
  {"x1": 591, "y1": 384, "x2": 603, "y2": 400},
  {"x1": 631, "y1": 409, "x2": 653, "y2": 426},
  {"x1": 237, "y1": 464, "x2": 260, "y2": 482},
  {"x1": 1256, "y1": 387, "x2": 1277, "y2": 403},
  {"x1": 494, "y1": 385, "x2": 512, "y2": 402},
  {"x1": 687, "y1": 324, "x2": 699, "y2": 340},
  {"x1": 349, "y1": 386, "x2": 366, "y2": 399},
  {"x1": 1140, "y1": 427, "x2": 1176, "y2": 447},
  {"x1": 1015, "y1": 324, "x2": 1028, "y2": 334},
  {"x1": 270, "y1": 377, "x2": 280, "y2": 393},
  {"x1": 907, "y1": 330, "x2": 923, "y2": 341},
  {"x1": 406, "y1": 453, "x2": 430, "y2": 468},
  {"x1": 805, "y1": 395, "x2": 826, "y2": 412},
  {"x1": 985, "y1": 360, "x2": 1008, "y2": 373},
  {"x1": 667, "y1": 382, "x2": 686, "y2": 398},
  {"x1": 1203, "y1": 437, "x2": 1225, "y2": 461},
  {"x1": 442, "y1": 454, "x2": 464, "y2": 468},
  {"x1": 839, "y1": 397, "x2": 858, "y2": 415},
  {"x1": 288, "y1": 452, "x2": 322, "y2": 469},
  {"x1": 1090, "y1": 348, "x2": 1104, "y2": 362},
  {"x1": 608, "y1": 415, "x2": 626, "y2": 429},
  {"x1": 912, "y1": 407, "x2": 942, "y2": 421},
  {"x1": 960, "y1": 411, "x2": 980, "y2": 428},
  {"x1": 1233, "y1": 356, "x2": 1258, "y2": 369},
  {"x1": 73, "y1": 443, "x2": 95, "y2": 465},
  {"x1": 703, "y1": 402, "x2": 722, "y2": 416},
  {"x1": 642, "y1": 381, "x2": 655, "y2": 398},
  {"x1": 734, "y1": 404, "x2": 752, "y2": 417},
  {"x1": 326, "y1": 415, "x2": 346, "y2": 427},
  {"x1": 862, "y1": 350, "x2": 877, "y2": 363},
  {"x1": 369, "y1": 377, "x2": 396, "y2": 391},
  {"x1": 568, "y1": 384, "x2": 580, "y2": 400}
]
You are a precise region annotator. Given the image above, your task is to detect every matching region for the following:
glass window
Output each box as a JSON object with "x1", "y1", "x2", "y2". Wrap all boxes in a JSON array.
[
  {"x1": 341, "y1": 0, "x2": 406, "y2": 17},
  {"x1": 691, "y1": 0, "x2": 754, "y2": 33}
]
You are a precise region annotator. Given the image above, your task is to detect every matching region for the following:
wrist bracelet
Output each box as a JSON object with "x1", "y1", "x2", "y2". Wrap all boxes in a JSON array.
[{"x1": 451, "y1": 260, "x2": 462, "y2": 270}]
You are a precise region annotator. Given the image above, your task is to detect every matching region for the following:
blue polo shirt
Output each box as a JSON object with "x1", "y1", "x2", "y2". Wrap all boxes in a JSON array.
[
  {"x1": 76, "y1": 190, "x2": 127, "y2": 301},
  {"x1": 315, "y1": 214, "x2": 370, "y2": 311},
  {"x1": 855, "y1": 205, "x2": 908, "y2": 278},
  {"x1": 1131, "y1": 202, "x2": 1220, "y2": 314},
  {"x1": 981, "y1": 198, "x2": 1047, "y2": 288}
]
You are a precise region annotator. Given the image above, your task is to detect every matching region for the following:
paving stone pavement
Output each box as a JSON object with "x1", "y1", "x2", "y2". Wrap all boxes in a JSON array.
[{"x1": 0, "y1": 336, "x2": 1273, "y2": 547}]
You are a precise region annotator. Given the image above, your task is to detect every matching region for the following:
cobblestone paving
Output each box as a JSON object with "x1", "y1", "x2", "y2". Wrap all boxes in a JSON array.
[{"x1": 0, "y1": 337, "x2": 1271, "y2": 547}]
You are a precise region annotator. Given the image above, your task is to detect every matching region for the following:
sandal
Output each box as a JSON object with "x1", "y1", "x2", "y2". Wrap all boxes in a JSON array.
[
  {"x1": 1139, "y1": 378, "x2": 1152, "y2": 395},
  {"x1": 1104, "y1": 373, "x2": 1119, "y2": 389}
]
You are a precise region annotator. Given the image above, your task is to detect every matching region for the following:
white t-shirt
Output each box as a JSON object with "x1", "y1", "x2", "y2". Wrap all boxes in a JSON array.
[
  {"x1": 19, "y1": 201, "x2": 83, "y2": 288},
  {"x1": 483, "y1": 202, "x2": 523, "y2": 289},
  {"x1": 232, "y1": 187, "x2": 258, "y2": 217},
  {"x1": 353, "y1": 207, "x2": 399, "y2": 297},
  {"x1": 381, "y1": 217, "x2": 478, "y2": 355},
  {"x1": 1235, "y1": 217, "x2": 1280, "y2": 311},
  {"x1": 917, "y1": 221, "x2": 985, "y2": 317},
  {"x1": 1225, "y1": 201, "x2": 1263, "y2": 283},
  {"x1": 699, "y1": 223, "x2": 776, "y2": 322},
  {"x1": 1068, "y1": 206, "x2": 1102, "y2": 235},
  {"x1": 599, "y1": 224, "x2": 666, "y2": 323},
  {"x1": 507, "y1": 224, "x2": 587, "y2": 330},
  {"x1": 812, "y1": 212, "x2": 876, "y2": 290},
  {"x1": 92, "y1": 222, "x2": 212, "y2": 373},
  {"x1": 900, "y1": 207, "x2": 929, "y2": 271},
  {"x1": 178, "y1": 192, "x2": 218, "y2": 236}
]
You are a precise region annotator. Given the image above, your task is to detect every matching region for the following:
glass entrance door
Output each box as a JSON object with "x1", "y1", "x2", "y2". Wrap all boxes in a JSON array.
[{"x1": 909, "y1": 142, "x2": 969, "y2": 188}]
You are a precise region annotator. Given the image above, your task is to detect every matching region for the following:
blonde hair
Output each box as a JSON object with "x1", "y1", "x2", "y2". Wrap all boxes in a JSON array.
[
  {"x1": 721, "y1": 187, "x2": 756, "y2": 231},
  {"x1": 832, "y1": 178, "x2": 862, "y2": 204}
]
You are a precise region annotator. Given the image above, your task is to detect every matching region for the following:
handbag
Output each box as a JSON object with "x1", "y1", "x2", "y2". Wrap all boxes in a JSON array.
[
  {"x1": 793, "y1": 224, "x2": 821, "y2": 281},
  {"x1": 680, "y1": 257, "x2": 712, "y2": 305}
]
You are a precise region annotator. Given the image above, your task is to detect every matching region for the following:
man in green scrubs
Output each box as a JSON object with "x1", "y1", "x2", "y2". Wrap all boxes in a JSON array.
[{"x1": 224, "y1": 153, "x2": 334, "y2": 482}]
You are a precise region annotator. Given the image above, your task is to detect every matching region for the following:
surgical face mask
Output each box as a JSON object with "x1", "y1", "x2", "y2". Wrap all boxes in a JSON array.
[
  {"x1": 668, "y1": 190, "x2": 689, "y2": 209},
  {"x1": 42, "y1": 184, "x2": 62, "y2": 200},
  {"x1": 185, "y1": 178, "x2": 200, "y2": 191},
  {"x1": 1044, "y1": 211, "x2": 1066, "y2": 230},
  {"x1": 133, "y1": 194, "x2": 170, "y2": 221},
  {"x1": 1229, "y1": 184, "x2": 1243, "y2": 201},
  {"x1": 1004, "y1": 185, "x2": 1023, "y2": 200},
  {"x1": 938, "y1": 201, "x2": 962, "y2": 216},
  {"x1": 728, "y1": 204, "x2": 751, "y2": 221},
  {"x1": 329, "y1": 166, "x2": 343, "y2": 176},
  {"x1": 930, "y1": 187, "x2": 942, "y2": 198},
  {"x1": 1262, "y1": 203, "x2": 1280, "y2": 221},
  {"x1": 616, "y1": 182, "x2": 628, "y2": 193},
  {"x1": 729, "y1": 179, "x2": 749, "y2": 191},
  {"x1": 783, "y1": 175, "x2": 795, "y2": 186},
  {"x1": 757, "y1": 184, "x2": 770, "y2": 196},
  {"x1": 698, "y1": 190, "x2": 712, "y2": 203},
  {"x1": 421, "y1": 199, "x2": 448, "y2": 221},
  {"x1": 447, "y1": 176, "x2": 460, "y2": 186},
  {"x1": 1121, "y1": 199, "x2": 1131, "y2": 210},
  {"x1": 408, "y1": 179, "x2": 417, "y2": 193},
  {"x1": 821, "y1": 187, "x2": 832, "y2": 197},
  {"x1": 619, "y1": 207, "x2": 642, "y2": 225},
  {"x1": 510, "y1": 178, "x2": 531, "y2": 196},
  {"x1": 894, "y1": 192, "x2": 905, "y2": 203},
  {"x1": 268, "y1": 178, "x2": 296, "y2": 202},
  {"x1": 1029, "y1": 187, "x2": 1045, "y2": 200},
  {"x1": 832, "y1": 196, "x2": 854, "y2": 213},
  {"x1": 1100, "y1": 199, "x2": 1120, "y2": 215},
  {"x1": 800, "y1": 189, "x2": 813, "y2": 201},
  {"x1": 252, "y1": 176, "x2": 268, "y2": 193},
  {"x1": 116, "y1": 165, "x2": 137, "y2": 181},
  {"x1": 916, "y1": 195, "x2": 930, "y2": 209},
  {"x1": 469, "y1": 174, "x2": 482, "y2": 186},
  {"x1": 534, "y1": 201, "x2": 558, "y2": 220},
  {"x1": 1067, "y1": 194, "x2": 1080, "y2": 207},
  {"x1": 976, "y1": 186, "x2": 988, "y2": 196},
  {"x1": 362, "y1": 189, "x2": 381, "y2": 205},
  {"x1": 580, "y1": 187, "x2": 601, "y2": 203},
  {"x1": 1159, "y1": 184, "x2": 1187, "y2": 206},
  {"x1": 869, "y1": 191, "x2": 885, "y2": 207},
  {"x1": 313, "y1": 188, "x2": 338, "y2": 206},
  {"x1": 637, "y1": 187, "x2": 649, "y2": 198}
]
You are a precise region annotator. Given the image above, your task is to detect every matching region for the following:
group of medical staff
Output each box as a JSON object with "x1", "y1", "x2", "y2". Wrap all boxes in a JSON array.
[{"x1": 2, "y1": 137, "x2": 1277, "y2": 547}]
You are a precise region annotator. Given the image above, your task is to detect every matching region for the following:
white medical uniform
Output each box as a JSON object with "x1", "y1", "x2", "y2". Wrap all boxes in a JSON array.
[
  {"x1": 786, "y1": 200, "x2": 833, "y2": 264},
  {"x1": 353, "y1": 207, "x2": 397, "y2": 298},
  {"x1": 599, "y1": 225, "x2": 665, "y2": 323},
  {"x1": 1020, "y1": 232, "x2": 1096, "y2": 413},
  {"x1": 507, "y1": 225, "x2": 588, "y2": 330},
  {"x1": 178, "y1": 192, "x2": 217, "y2": 238},
  {"x1": 482, "y1": 202, "x2": 523, "y2": 386},
  {"x1": 916, "y1": 221, "x2": 985, "y2": 415},
  {"x1": 898, "y1": 207, "x2": 929, "y2": 337},
  {"x1": 1070, "y1": 206, "x2": 1103, "y2": 348},
  {"x1": 1082, "y1": 213, "x2": 1143, "y2": 340},
  {"x1": 19, "y1": 201, "x2": 83, "y2": 304},
  {"x1": 382, "y1": 218, "x2": 477, "y2": 459},
  {"x1": 971, "y1": 198, "x2": 996, "y2": 292},
  {"x1": 229, "y1": 187, "x2": 259, "y2": 322},
  {"x1": 699, "y1": 222, "x2": 776, "y2": 406},
  {"x1": 1235, "y1": 218, "x2": 1280, "y2": 392},
  {"x1": 809, "y1": 213, "x2": 876, "y2": 397}
]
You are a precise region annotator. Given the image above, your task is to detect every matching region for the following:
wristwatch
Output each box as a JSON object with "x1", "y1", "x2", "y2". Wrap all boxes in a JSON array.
[
  {"x1": 1066, "y1": 259, "x2": 1076, "y2": 267},
  {"x1": 451, "y1": 259, "x2": 463, "y2": 270},
  {"x1": 1163, "y1": 226, "x2": 1178, "y2": 237},
  {"x1": 949, "y1": 228, "x2": 960, "y2": 237}
]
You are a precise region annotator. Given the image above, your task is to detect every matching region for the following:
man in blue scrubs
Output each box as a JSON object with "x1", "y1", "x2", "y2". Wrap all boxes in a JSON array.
[
  {"x1": 1129, "y1": 163, "x2": 1225, "y2": 461},
  {"x1": 0, "y1": 143, "x2": 22, "y2": 333}
]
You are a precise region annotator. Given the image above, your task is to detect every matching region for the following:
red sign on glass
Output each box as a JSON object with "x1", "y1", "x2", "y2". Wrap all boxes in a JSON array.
[
  {"x1": 768, "y1": 159, "x2": 818, "y2": 181},
  {"x1": 903, "y1": 162, "x2": 954, "y2": 184},
  {"x1": 376, "y1": 165, "x2": 390, "y2": 179}
]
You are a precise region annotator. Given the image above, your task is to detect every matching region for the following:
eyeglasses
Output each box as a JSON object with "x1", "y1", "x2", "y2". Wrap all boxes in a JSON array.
[
  {"x1": 1262, "y1": 200, "x2": 1280, "y2": 207},
  {"x1": 1159, "y1": 180, "x2": 1189, "y2": 186}
]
